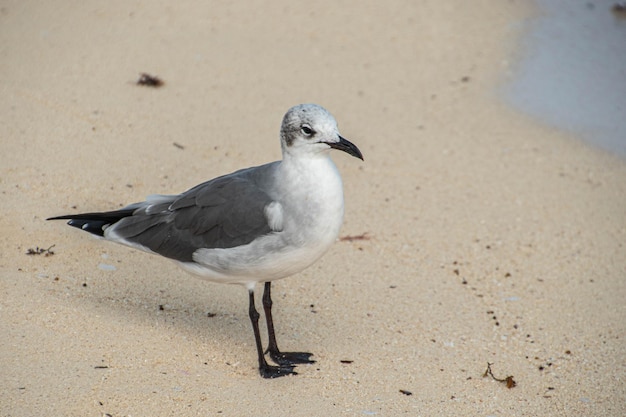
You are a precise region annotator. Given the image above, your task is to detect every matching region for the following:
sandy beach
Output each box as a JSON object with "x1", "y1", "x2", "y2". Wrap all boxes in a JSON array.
[{"x1": 2, "y1": 1, "x2": 625, "y2": 416}]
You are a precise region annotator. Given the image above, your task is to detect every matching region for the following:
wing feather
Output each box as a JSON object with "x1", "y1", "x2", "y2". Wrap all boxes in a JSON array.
[{"x1": 107, "y1": 169, "x2": 278, "y2": 262}]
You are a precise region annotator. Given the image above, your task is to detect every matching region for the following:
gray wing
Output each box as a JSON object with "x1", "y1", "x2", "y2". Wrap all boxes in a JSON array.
[{"x1": 109, "y1": 171, "x2": 276, "y2": 263}]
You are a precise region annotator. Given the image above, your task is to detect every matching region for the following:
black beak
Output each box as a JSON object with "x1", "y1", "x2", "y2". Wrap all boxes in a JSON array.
[{"x1": 327, "y1": 136, "x2": 364, "y2": 161}]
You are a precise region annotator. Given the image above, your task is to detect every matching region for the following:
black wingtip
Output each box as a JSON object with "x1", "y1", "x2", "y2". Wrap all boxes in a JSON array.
[
  {"x1": 47, "y1": 208, "x2": 137, "y2": 237},
  {"x1": 71, "y1": 219, "x2": 109, "y2": 236},
  {"x1": 48, "y1": 215, "x2": 108, "y2": 236},
  {"x1": 47, "y1": 215, "x2": 73, "y2": 221}
]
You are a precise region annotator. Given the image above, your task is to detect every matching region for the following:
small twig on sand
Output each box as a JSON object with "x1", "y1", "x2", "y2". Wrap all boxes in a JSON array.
[{"x1": 483, "y1": 362, "x2": 516, "y2": 389}]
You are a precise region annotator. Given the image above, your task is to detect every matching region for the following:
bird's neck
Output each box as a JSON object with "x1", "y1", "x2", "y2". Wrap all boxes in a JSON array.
[
  {"x1": 280, "y1": 152, "x2": 343, "y2": 195},
  {"x1": 277, "y1": 153, "x2": 345, "y2": 234}
]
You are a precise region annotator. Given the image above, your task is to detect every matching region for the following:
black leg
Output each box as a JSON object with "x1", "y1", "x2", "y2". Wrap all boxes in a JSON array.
[
  {"x1": 248, "y1": 289, "x2": 296, "y2": 378},
  {"x1": 262, "y1": 282, "x2": 315, "y2": 366}
]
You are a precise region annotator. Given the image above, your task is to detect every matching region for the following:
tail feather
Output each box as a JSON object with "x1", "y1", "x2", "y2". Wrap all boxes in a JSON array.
[{"x1": 47, "y1": 208, "x2": 137, "y2": 237}]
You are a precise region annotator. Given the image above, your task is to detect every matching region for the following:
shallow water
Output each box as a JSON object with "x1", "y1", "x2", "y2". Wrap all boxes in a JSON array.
[{"x1": 505, "y1": 0, "x2": 626, "y2": 157}]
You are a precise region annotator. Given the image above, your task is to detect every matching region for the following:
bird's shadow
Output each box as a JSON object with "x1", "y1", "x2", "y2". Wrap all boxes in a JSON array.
[{"x1": 52, "y1": 251, "x2": 316, "y2": 372}]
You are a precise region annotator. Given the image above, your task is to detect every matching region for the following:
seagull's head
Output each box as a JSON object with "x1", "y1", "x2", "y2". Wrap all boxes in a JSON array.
[{"x1": 280, "y1": 104, "x2": 363, "y2": 161}]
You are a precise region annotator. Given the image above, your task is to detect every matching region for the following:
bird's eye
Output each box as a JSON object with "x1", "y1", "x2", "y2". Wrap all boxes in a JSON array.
[{"x1": 300, "y1": 125, "x2": 315, "y2": 137}]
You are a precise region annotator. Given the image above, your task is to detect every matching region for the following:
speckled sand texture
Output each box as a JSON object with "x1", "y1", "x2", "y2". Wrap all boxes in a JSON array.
[{"x1": 1, "y1": 1, "x2": 625, "y2": 416}]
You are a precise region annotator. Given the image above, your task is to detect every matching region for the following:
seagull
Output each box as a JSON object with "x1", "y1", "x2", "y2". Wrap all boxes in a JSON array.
[{"x1": 48, "y1": 103, "x2": 363, "y2": 378}]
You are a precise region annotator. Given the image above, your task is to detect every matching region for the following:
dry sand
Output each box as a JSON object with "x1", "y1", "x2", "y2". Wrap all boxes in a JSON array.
[{"x1": 2, "y1": 1, "x2": 625, "y2": 416}]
